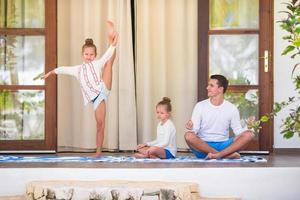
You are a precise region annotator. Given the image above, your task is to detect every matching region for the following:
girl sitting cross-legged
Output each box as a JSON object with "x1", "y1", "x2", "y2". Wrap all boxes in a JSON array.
[{"x1": 134, "y1": 97, "x2": 177, "y2": 159}]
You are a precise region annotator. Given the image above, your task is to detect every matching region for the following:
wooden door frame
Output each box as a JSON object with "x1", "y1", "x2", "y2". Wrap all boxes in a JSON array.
[
  {"x1": 0, "y1": 0, "x2": 57, "y2": 151},
  {"x1": 198, "y1": 0, "x2": 274, "y2": 151},
  {"x1": 44, "y1": 0, "x2": 57, "y2": 151},
  {"x1": 259, "y1": 0, "x2": 274, "y2": 151}
]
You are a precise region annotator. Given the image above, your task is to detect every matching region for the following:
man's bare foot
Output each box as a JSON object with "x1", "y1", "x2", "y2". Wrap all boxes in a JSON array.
[
  {"x1": 205, "y1": 152, "x2": 241, "y2": 160},
  {"x1": 225, "y1": 152, "x2": 241, "y2": 159},
  {"x1": 134, "y1": 153, "x2": 148, "y2": 159},
  {"x1": 205, "y1": 152, "x2": 218, "y2": 160}
]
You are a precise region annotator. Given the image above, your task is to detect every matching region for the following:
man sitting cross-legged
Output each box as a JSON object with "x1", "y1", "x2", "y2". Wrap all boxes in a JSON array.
[{"x1": 185, "y1": 74, "x2": 254, "y2": 159}]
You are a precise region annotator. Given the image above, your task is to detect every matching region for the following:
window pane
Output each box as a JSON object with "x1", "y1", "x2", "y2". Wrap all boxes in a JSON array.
[
  {"x1": 0, "y1": 0, "x2": 45, "y2": 28},
  {"x1": 0, "y1": 90, "x2": 44, "y2": 140},
  {"x1": 209, "y1": 0, "x2": 258, "y2": 30},
  {"x1": 0, "y1": 0, "x2": 4, "y2": 27},
  {"x1": 225, "y1": 89, "x2": 259, "y2": 138},
  {"x1": 209, "y1": 34, "x2": 258, "y2": 85},
  {"x1": 0, "y1": 35, "x2": 45, "y2": 85}
]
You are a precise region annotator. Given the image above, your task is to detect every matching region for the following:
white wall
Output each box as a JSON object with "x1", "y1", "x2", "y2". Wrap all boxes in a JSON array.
[
  {"x1": 274, "y1": 1, "x2": 300, "y2": 148},
  {"x1": 0, "y1": 168, "x2": 299, "y2": 200}
]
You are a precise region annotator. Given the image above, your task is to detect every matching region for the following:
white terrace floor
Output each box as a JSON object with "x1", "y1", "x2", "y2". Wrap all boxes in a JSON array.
[{"x1": 0, "y1": 150, "x2": 300, "y2": 199}]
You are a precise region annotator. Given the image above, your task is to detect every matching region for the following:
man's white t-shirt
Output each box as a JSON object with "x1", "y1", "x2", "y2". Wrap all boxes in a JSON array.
[{"x1": 191, "y1": 99, "x2": 247, "y2": 142}]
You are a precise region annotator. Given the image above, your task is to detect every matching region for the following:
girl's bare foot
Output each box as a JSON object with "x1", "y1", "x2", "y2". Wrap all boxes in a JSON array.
[
  {"x1": 107, "y1": 21, "x2": 115, "y2": 37},
  {"x1": 91, "y1": 150, "x2": 102, "y2": 158},
  {"x1": 107, "y1": 21, "x2": 114, "y2": 31},
  {"x1": 134, "y1": 153, "x2": 148, "y2": 159},
  {"x1": 205, "y1": 152, "x2": 217, "y2": 160}
]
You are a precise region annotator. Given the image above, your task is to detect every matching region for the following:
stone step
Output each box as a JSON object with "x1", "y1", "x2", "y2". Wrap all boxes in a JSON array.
[
  {"x1": 199, "y1": 198, "x2": 241, "y2": 200},
  {"x1": 0, "y1": 196, "x2": 25, "y2": 200},
  {"x1": 0, "y1": 194, "x2": 240, "y2": 200},
  {"x1": 26, "y1": 180, "x2": 200, "y2": 200},
  {"x1": 0, "y1": 181, "x2": 240, "y2": 200}
]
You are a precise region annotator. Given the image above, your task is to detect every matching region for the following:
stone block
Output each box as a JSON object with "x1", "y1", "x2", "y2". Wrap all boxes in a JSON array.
[{"x1": 25, "y1": 180, "x2": 199, "y2": 200}]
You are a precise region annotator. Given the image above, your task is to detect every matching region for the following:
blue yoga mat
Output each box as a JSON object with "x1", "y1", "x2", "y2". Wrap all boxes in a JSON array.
[{"x1": 0, "y1": 155, "x2": 267, "y2": 163}]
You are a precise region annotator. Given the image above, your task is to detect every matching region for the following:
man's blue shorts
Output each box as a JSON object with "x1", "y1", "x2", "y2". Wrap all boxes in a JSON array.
[
  {"x1": 191, "y1": 138, "x2": 234, "y2": 158},
  {"x1": 164, "y1": 149, "x2": 175, "y2": 159}
]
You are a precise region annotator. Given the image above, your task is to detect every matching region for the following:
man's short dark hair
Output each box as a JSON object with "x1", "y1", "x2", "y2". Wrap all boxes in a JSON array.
[{"x1": 210, "y1": 74, "x2": 229, "y2": 93}]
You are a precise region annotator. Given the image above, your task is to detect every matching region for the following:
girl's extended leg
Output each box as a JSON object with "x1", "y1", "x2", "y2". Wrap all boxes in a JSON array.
[
  {"x1": 93, "y1": 101, "x2": 106, "y2": 157},
  {"x1": 102, "y1": 50, "x2": 116, "y2": 90},
  {"x1": 103, "y1": 21, "x2": 117, "y2": 89}
]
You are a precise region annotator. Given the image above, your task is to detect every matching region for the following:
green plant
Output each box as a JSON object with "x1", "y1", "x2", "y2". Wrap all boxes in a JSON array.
[
  {"x1": 280, "y1": 0, "x2": 300, "y2": 73},
  {"x1": 250, "y1": 0, "x2": 300, "y2": 139}
]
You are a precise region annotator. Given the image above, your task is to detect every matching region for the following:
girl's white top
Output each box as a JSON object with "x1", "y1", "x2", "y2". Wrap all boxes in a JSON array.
[
  {"x1": 54, "y1": 45, "x2": 115, "y2": 105},
  {"x1": 147, "y1": 119, "x2": 177, "y2": 157}
]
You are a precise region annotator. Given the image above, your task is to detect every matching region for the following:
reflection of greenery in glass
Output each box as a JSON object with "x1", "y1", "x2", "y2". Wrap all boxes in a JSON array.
[
  {"x1": 225, "y1": 90, "x2": 259, "y2": 120},
  {"x1": 209, "y1": 35, "x2": 258, "y2": 85},
  {"x1": 225, "y1": 90, "x2": 259, "y2": 137},
  {"x1": 0, "y1": 1, "x2": 4, "y2": 27},
  {"x1": 0, "y1": 90, "x2": 44, "y2": 140},
  {"x1": 210, "y1": 0, "x2": 258, "y2": 29},
  {"x1": 0, "y1": 36, "x2": 18, "y2": 85},
  {"x1": 24, "y1": 0, "x2": 45, "y2": 28},
  {"x1": 0, "y1": 0, "x2": 45, "y2": 28},
  {"x1": 1, "y1": 36, "x2": 45, "y2": 85},
  {"x1": 0, "y1": 91, "x2": 14, "y2": 109},
  {"x1": 227, "y1": 73, "x2": 251, "y2": 85}
]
